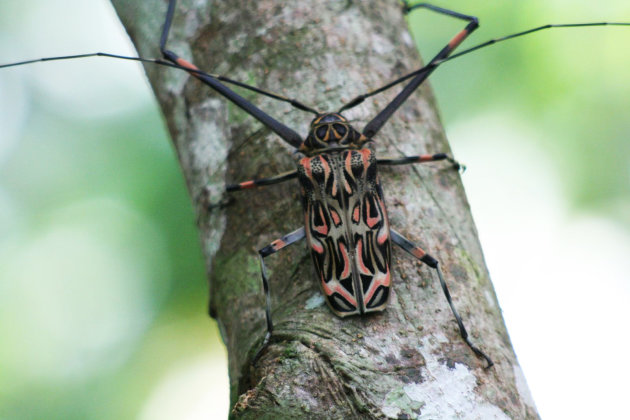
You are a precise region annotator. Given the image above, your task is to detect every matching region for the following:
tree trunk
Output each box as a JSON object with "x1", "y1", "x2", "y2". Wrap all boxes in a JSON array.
[{"x1": 111, "y1": 0, "x2": 539, "y2": 418}]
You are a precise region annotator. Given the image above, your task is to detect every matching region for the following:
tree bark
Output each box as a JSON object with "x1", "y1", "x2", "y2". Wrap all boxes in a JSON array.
[{"x1": 111, "y1": 0, "x2": 539, "y2": 418}]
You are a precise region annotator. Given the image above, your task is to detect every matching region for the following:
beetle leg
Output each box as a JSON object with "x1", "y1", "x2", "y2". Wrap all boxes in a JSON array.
[
  {"x1": 253, "y1": 227, "x2": 306, "y2": 365},
  {"x1": 158, "y1": 0, "x2": 311, "y2": 147},
  {"x1": 390, "y1": 229, "x2": 493, "y2": 368},
  {"x1": 354, "y1": 4, "x2": 478, "y2": 136},
  {"x1": 377, "y1": 153, "x2": 465, "y2": 171},
  {"x1": 226, "y1": 170, "x2": 298, "y2": 192}
]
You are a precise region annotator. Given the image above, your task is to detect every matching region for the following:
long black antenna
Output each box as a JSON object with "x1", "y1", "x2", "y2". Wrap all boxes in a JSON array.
[
  {"x1": 0, "y1": 52, "x2": 320, "y2": 115},
  {"x1": 340, "y1": 21, "x2": 630, "y2": 114},
  {"x1": 158, "y1": 0, "x2": 319, "y2": 116},
  {"x1": 158, "y1": 0, "x2": 318, "y2": 148}
]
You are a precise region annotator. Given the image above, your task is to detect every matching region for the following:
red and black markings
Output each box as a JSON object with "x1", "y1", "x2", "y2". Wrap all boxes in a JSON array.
[
  {"x1": 448, "y1": 26, "x2": 475, "y2": 50},
  {"x1": 259, "y1": 228, "x2": 306, "y2": 258},
  {"x1": 298, "y1": 148, "x2": 392, "y2": 316},
  {"x1": 389, "y1": 230, "x2": 438, "y2": 269}
]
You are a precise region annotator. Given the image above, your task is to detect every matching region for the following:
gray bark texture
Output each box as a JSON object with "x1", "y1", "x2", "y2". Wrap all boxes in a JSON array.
[{"x1": 111, "y1": 0, "x2": 539, "y2": 418}]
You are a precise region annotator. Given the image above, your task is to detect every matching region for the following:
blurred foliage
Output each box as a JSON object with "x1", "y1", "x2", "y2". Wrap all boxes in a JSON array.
[
  {"x1": 0, "y1": 1, "x2": 225, "y2": 418},
  {"x1": 406, "y1": 1, "x2": 630, "y2": 219},
  {"x1": 0, "y1": 0, "x2": 629, "y2": 419}
]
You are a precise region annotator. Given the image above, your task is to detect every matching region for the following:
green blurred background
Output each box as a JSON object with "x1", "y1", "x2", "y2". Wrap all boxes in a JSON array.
[{"x1": 0, "y1": 1, "x2": 629, "y2": 419}]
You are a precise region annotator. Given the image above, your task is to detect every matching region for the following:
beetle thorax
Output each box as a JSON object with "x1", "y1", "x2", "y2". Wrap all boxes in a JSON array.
[{"x1": 300, "y1": 112, "x2": 368, "y2": 155}]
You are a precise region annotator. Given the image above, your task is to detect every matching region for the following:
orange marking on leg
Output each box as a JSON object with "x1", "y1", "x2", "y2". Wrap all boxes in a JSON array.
[
  {"x1": 240, "y1": 180, "x2": 255, "y2": 189},
  {"x1": 448, "y1": 29, "x2": 469, "y2": 49},
  {"x1": 419, "y1": 154, "x2": 432, "y2": 162},
  {"x1": 175, "y1": 57, "x2": 200, "y2": 71},
  {"x1": 411, "y1": 247, "x2": 426, "y2": 259},
  {"x1": 271, "y1": 239, "x2": 286, "y2": 250}
]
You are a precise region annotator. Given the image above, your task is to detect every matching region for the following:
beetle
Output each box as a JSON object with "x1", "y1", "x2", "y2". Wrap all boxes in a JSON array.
[
  {"x1": 2, "y1": 0, "x2": 629, "y2": 374},
  {"x1": 149, "y1": 1, "x2": 495, "y2": 366}
]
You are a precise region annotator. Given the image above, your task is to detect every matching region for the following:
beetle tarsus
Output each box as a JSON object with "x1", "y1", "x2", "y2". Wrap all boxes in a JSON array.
[
  {"x1": 447, "y1": 156, "x2": 466, "y2": 172},
  {"x1": 252, "y1": 332, "x2": 271, "y2": 366}
]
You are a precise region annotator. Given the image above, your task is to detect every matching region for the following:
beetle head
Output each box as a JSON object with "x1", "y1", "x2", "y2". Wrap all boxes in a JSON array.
[{"x1": 300, "y1": 112, "x2": 368, "y2": 154}]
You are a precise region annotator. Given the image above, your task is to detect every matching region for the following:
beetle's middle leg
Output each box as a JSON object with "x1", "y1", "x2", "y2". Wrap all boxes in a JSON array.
[
  {"x1": 199, "y1": 170, "x2": 299, "y2": 212},
  {"x1": 377, "y1": 153, "x2": 465, "y2": 171}
]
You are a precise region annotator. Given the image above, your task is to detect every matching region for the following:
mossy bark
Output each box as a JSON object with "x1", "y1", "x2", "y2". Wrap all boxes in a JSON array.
[{"x1": 111, "y1": 0, "x2": 540, "y2": 418}]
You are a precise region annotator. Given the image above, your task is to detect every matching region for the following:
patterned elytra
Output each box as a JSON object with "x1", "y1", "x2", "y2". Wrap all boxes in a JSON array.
[{"x1": 298, "y1": 127, "x2": 392, "y2": 316}]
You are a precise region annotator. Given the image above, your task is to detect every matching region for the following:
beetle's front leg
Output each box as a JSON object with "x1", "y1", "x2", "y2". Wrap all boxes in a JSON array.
[
  {"x1": 197, "y1": 170, "x2": 299, "y2": 212},
  {"x1": 253, "y1": 227, "x2": 306, "y2": 365},
  {"x1": 226, "y1": 170, "x2": 298, "y2": 192}
]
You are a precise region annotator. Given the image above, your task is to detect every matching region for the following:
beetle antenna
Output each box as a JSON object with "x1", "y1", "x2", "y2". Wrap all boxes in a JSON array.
[
  {"x1": 339, "y1": 21, "x2": 630, "y2": 114},
  {"x1": 0, "y1": 53, "x2": 320, "y2": 116}
]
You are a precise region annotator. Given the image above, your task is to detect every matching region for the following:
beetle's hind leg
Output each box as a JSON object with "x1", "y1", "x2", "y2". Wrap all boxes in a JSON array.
[
  {"x1": 252, "y1": 227, "x2": 306, "y2": 365},
  {"x1": 390, "y1": 229, "x2": 493, "y2": 368}
]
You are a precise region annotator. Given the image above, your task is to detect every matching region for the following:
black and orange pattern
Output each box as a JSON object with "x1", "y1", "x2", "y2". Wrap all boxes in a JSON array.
[{"x1": 298, "y1": 147, "x2": 392, "y2": 316}]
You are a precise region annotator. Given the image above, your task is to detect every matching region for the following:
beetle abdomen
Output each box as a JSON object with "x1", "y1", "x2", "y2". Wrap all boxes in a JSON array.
[{"x1": 298, "y1": 148, "x2": 392, "y2": 316}]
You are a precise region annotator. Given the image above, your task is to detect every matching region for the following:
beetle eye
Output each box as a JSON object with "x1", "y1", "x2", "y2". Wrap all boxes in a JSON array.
[
  {"x1": 316, "y1": 126, "x2": 328, "y2": 140},
  {"x1": 333, "y1": 124, "x2": 347, "y2": 136}
]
